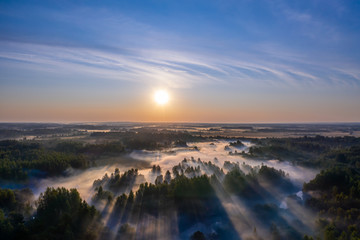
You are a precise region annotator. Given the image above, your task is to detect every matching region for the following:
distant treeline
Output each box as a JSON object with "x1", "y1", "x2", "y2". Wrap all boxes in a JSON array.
[
  {"x1": 241, "y1": 136, "x2": 360, "y2": 168},
  {"x1": 0, "y1": 140, "x2": 126, "y2": 180},
  {"x1": 90, "y1": 130, "x2": 206, "y2": 149},
  {"x1": 0, "y1": 128, "x2": 78, "y2": 139}
]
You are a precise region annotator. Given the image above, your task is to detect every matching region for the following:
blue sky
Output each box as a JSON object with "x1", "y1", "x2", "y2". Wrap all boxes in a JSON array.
[{"x1": 0, "y1": 0, "x2": 359, "y2": 122}]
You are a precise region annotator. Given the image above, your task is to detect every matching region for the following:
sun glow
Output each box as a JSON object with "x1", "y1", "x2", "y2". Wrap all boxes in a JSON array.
[{"x1": 154, "y1": 90, "x2": 169, "y2": 105}]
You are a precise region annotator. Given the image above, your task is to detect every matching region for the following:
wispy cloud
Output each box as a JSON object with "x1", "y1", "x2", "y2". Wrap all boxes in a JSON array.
[
  {"x1": 1, "y1": 40, "x2": 359, "y2": 90},
  {"x1": 0, "y1": 1, "x2": 359, "y2": 89}
]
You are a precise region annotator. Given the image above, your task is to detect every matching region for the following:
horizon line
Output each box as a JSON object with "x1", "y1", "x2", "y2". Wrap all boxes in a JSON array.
[{"x1": 0, "y1": 121, "x2": 360, "y2": 125}]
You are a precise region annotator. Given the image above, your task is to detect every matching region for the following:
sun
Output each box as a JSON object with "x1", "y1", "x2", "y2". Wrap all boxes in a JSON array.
[{"x1": 154, "y1": 90, "x2": 169, "y2": 105}]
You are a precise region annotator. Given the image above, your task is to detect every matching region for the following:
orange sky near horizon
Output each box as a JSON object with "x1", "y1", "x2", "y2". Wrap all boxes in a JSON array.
[{"x1": 1, "y1": 89, "x2": 359, "y2": 123}]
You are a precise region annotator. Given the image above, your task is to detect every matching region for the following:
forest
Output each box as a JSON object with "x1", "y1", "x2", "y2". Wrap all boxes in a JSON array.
[{"x1": 0, "y1": 123, "x2": 360, "y2": 239}]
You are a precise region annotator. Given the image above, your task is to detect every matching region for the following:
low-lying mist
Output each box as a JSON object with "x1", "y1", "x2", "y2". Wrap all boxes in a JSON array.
[
  {"x1": 26, "y1": 140, "x2": 318, "y2": 203},
  {"x1": 32, "y1": 155, "x2": 151, "y2": 202},
  {"x1": 2, "y1": 139, "x2": 320, "y2": 239}
]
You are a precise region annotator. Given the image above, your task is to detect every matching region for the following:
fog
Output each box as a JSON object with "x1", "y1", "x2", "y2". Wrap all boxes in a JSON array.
[
  {"x1": 15, "y1": 140, "x2": 319, "y2": 239},
  {"x1": 131, "y1": 140, "x2": 318, "y2": 187},
  {"x1": 32, "y1": 156, "x2": 151, "y2": 202},
  {"x1": 27, "y1": 140, "x2": 318, "y2": 203}
]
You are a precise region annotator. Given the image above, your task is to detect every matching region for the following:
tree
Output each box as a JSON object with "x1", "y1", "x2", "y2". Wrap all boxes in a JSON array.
[
  {"x1": 190, "y1": 231, "x2": 206, "y2": 240},
  {"x1": 31, "y1": 187, "x2": 101, "y2": 240}
]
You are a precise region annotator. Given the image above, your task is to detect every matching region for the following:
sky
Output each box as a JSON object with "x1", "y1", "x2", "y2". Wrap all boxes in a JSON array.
[{"x1": 0, "y1": 0, "x2": 360, "y2": 123}]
